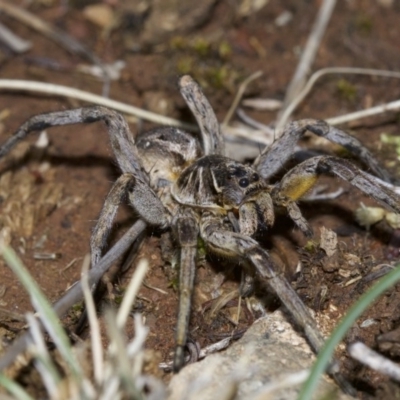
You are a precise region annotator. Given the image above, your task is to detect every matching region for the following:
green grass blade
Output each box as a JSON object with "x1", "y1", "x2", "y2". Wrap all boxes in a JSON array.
[
  {"x1": 0, "y1": 244, "x2": 82, "y2": 379},
  {"x1": 298, "y1": 264, "x2": 400, "y2": 400},
  {"x1": 0, "y1": 373, "x2": 35, "y2": 400}
]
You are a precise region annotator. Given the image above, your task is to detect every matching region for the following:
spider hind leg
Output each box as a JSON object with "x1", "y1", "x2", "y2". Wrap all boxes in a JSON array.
[
  {"x1": 255, "y1": 119, "x2": 392, "y2": 182},
  {"x1": 199, "y1": 213, "x2": 356, "y2": 395}
]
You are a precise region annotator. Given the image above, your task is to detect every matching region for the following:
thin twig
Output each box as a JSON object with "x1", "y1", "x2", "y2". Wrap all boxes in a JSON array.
[
  {"x1": 241, "y1": 98, "x2": 282, "y2": 111},
  {"x1": 142, "y1": 281, "x2": 168, "y2": 295},
  {"x1": 3, "y1": 73, "x2": 398, "y2": 149},
  {"x1": 222, "y1": 70, "x2": 263, "y2": 126},
  {"x1": 348, "y1": 341, "x2": 400, "y2": 382},
  {"x1": 279, "y1": 0, "x2": 337, "y2": 113},
  {"x1": 0, "y1": 21, "x2": 31, "y2": 53},
  {"x1": 326, "y1": 98, "x2": 400, "y2": 126},
  {"x1": 0, "y1": 79, "x2": 196, "y2": 130},
  {"x1": 277, "y1": 67, "x2": 400, "y2": 129},
  {"x1": 60, "y1": 257, "x2": 81, "y2": 274},
  {"x1": 0, "y1": 1, "x2": 111, "y2": 96},
  {"x1": 236, "y1": 108, "x2": 275, "y2": 136},
  {"x1": 222, "y1": 124, "x2": 272, "y2": 146}
]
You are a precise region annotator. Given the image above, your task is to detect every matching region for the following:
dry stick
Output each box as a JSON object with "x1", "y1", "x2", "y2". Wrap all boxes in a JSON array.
[
  {"x1": 278, "y1": 0, "x2": 336, "y2": 116},
  {"x1": 348, "y1": 341, "x2": 400, "y2": 382},
  {"x1": 0, "y1": 21, "x2": 31, "y2": 53},
  {"x1": 234, "y1": 67, "x2": 400, "y2": 145},
  {"x1": 277, "y1": 67, "x2": 400, "y2": 130},
  {"x1": 222, "y1": 125, "x2": 274, "y2": 153},
  {"x1": 0, "y1": 79, "x2": 196, "y2": 130},
  {"x1": 222, "y1": 70, "x2": 263, "y2": 126},
  {"x1": 235, "y1": 108, "x2": 275, "y2": 135},
  {"x1": 0, "y1": 1, "x2": 111, "y2": 96},
  {"x1": 0, "y1": 77, "x2": 399, "y2": 149},
  {"x1": 326, "y1": 98, "x2": 400, "y2": 126},
  {"x1": 0, "y1": 219, "x2": 147, "y2": 371}
]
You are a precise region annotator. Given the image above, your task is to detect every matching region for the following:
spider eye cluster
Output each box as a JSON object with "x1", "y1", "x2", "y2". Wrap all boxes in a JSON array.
[{"x1": 230, "y1": 167, "x2": 260, "y2": 188}]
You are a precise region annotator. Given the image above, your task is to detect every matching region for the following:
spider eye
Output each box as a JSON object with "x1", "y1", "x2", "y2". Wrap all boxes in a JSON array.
[
  {"x1": 252, "y1": 173, "x2": 259, "y2": 181},
  {"x1": 239, "y1": 178, "x2": 249, "y2": 188}
]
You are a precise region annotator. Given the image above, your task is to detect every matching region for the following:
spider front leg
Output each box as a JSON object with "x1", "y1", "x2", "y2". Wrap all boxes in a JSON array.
[
  {"x1": 200, "y1": 212, "x2": 355, "y2": 395},
  {"x1": 200, "y1": 213, "x2": 325, "y2": 350},
  {"x1": 172, "y1": 208, "x2": 199, "y2": 372},
  {"x1": 91, "y1": 173, "x2": 170, "y2": 266},
  {"x1": 271, "y1": 155, "x2": 400, "y2": 237},
  {"x1": 0, "y1": 106, "x2": 143, "y2": 176},
  {"x1": 178, "y1": 75, "x2": 224, "y2": 156},
  {"x1": 0, "y1": 105, "x2": 171, "y2": 265}
]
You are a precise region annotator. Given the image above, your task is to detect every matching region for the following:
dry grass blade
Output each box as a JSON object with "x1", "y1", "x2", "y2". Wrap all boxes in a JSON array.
[
  {"x1": 127, "y1": 314, "x2": 149, "y2": 368},
  {"x1": 81, "y1": 254, "x2": 104, "y2": 386},
  {"x1": 348, "y1": 341, "x2": 400, "y2": 382},
  {"x1": 0, "y1": 79, "x2": 196, "y2": 130},
  {"x1": 0, "y1": 242, "x2": 83, "y2": 380},
  {"x1": 104, "y1": 309, "x2": 141, "y2": 398},
  {"x1": 26, "y1": 313, "x2": 62, "y2": 398},
  {"x1": 0, "y1": 373, "x2": 34, "y2": 400},
  {"x1": 279, "y1": 0, "x2": 337, "y2": 113},
  {"x1": 0, "y1": 244, "x2": 159, "y2": 398},
  {"x1": 0, "y1": 21, "x2": 31, "y2": 53},
  {"x1": 327, "y1": 98, "x2": 400, "y2": 126},
  {"x1": 116, "y1": 259, "x2": 148, "y2": 328},
  {"x1": 222, "y1": 123, "x2": 273, "y2": 146},
  {"x1": 277, "y1": 67, "x2": 400, "y2": 129},
  {"x1": 222, "y1": 70, "x2": 263, "y2": 126}
]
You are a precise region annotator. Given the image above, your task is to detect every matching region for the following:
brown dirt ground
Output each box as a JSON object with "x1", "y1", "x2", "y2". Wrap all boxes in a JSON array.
[{"x1": 1, "y1": 0, "x2": 400, "y2": 398}]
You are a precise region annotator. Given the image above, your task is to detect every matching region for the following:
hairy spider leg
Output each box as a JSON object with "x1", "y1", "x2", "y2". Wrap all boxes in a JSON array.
[
  {"x1": 200, "y1": 212, "x2": 356, "y2": 396},
  {"x1": 172, "y1": 208, "x2": 199, "y2": 372},
  {"x1": 0, "y1": 105, "x2": 172, "y2": 265},
  {"x1": 179, "y1": 75, "x2": 225, "y2": 156},
  {"x1": 254, "y1": 118, "x2": 392, "y2": 183}
]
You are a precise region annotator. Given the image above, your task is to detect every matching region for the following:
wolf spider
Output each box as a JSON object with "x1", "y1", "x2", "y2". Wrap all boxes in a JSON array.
[{"x1": 1, "y1": 75, "x2": 400, "y2": 394}]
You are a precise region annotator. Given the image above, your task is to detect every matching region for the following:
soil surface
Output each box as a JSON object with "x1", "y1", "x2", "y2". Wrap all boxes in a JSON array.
[{"x1": 1, "y1": 1, "x2": 400, "y2": 399}]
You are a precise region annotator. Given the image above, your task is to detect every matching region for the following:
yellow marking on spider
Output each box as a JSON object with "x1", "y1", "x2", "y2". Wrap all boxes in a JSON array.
[{"x1": 282, "y1": 174, "x2": 318, "y2": 201}]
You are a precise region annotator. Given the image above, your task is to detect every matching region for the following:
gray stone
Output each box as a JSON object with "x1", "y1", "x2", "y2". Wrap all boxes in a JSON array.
[{"x1": 168, "y1": 310, "x2": 352, "y2": 400}]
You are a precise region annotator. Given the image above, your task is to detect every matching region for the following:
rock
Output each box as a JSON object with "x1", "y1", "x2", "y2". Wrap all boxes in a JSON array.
[{"x1": 168, "y1": 310, "x2": 352, "y2": 400}]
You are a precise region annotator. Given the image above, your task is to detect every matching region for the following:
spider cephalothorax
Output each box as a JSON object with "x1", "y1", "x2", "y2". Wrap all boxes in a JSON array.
[{"x1": 1, "y1": 75, "x2": 400, "y2": 395}]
